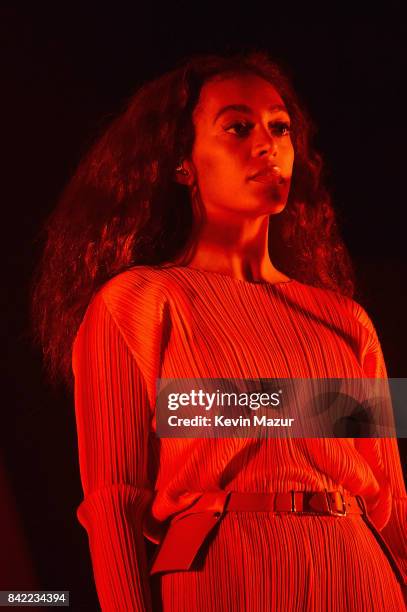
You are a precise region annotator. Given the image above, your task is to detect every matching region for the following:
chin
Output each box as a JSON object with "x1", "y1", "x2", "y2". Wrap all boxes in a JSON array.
[
  {"x1": 265, "y1": 205, "x2": 286, "y2": 218},
  {"x1": 237, "y1": 194, "x2": 288, "y2": 217},
  {"x1": 269, "y1": 202, "x2": 287, "y2": 215},
  {"x1": 256, "y1": 196, "x2": 287, "y2": 216}
]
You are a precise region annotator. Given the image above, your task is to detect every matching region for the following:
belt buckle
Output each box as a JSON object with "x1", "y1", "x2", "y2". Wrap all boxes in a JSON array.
[
  {"x1": 291, "y1": 490, "x2": 297, "y2": 512},
  {"x1": 325, "y1": 490, "x2": 347, "y2": 516}
]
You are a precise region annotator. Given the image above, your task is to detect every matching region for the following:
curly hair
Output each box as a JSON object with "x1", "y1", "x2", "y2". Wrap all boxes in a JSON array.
[{"x1": 30, "y1": 50, "x2": 355, "y2": 390}]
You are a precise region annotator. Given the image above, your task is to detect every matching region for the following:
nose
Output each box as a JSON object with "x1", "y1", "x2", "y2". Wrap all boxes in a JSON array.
[{"x1": 253, "y1": 129, "x2": 278, "y2": 158}]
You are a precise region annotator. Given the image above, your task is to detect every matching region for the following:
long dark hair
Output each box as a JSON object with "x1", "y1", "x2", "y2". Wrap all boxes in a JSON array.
[{"x1": 30, "y1": 50, "x2": 355, "y2": 390}]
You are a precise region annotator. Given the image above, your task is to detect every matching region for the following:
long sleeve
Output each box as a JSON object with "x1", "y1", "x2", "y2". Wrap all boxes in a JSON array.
[
  {"x1": 353, "y1": 303, "x2": 407, "y2": 583},
  {"x1": 72, "y1": 290, "x2": 154, "y2": 611}
]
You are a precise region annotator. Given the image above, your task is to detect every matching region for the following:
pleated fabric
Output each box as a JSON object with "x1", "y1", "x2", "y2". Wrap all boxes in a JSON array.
[{"x1": 72, "y1": 265, "x2": 407, "y2": 611}]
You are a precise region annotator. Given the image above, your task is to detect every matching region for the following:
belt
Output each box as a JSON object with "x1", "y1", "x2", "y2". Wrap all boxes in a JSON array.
[
  {"x1": 149, "y1": 490, "x2": 406, "y2": 586},
  {"x1": 149, "y1": 490, "x2": 359, "y2": 575}
]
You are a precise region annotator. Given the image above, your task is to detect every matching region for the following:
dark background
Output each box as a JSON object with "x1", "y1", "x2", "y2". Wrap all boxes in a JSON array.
[{"x1": 2, "y1": 5, "x2": 406, "y2": 610}]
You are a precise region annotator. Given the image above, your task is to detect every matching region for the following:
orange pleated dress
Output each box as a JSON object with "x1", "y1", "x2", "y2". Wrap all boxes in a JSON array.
[{"x1": 72, "y1": 265, "x2": 407, "y2": 611}]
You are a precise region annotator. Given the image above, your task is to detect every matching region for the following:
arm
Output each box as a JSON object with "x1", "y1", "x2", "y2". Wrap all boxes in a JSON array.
[
  {"x1": 353, "y1": 304, "x2": 407, "y2": 582},
  {"x1": 72, "y1": 290, "x2": 154, "y2": 611}
]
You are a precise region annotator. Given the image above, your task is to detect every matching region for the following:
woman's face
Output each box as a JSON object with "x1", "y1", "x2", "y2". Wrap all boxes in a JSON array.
[{"x1": 183, "y1": 73, "x2": 294, "y2": 218}]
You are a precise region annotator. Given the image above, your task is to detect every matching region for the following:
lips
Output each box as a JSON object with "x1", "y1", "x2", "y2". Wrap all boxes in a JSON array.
[{"x1": 249, "y1": 165, "x2": 284, "y2": 184}]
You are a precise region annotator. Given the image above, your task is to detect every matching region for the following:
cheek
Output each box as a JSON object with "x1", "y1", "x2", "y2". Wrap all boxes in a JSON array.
[
  {"x1": 285, "y1": 141, "x2": 295, "y2": 169},
  {"x1": 192, "y1": 141, "x2": 243, "y2": 186}
]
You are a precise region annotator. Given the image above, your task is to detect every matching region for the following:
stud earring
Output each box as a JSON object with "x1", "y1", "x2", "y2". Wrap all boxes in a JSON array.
[{"x1": 175, "y1": 162, "x2": 188, "y2": 176}]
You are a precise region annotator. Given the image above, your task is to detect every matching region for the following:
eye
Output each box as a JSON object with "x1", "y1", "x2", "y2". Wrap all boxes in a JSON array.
[
  {"x1": 224, "y1": 121, "x2": 253, "y2": 137},
  {"x1": 224, "y1": 120, "x2": 291, "y2": 138},
  {"x1": 270, "y1": 121, "x2": 291, "y2": 136}
]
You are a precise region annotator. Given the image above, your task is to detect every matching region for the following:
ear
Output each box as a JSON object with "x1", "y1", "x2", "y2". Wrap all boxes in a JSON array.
[{"x1": 174, "y1": 159, "x2": 195, "y2": 186}]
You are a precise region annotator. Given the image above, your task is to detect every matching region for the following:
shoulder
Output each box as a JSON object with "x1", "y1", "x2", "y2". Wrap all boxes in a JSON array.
[
  {"x1": 75, "y1": 266, "x2": 174, "y2": 354},
  {"x1": 73, "y1": 266, "x2": 175, "y2": 404},
  {"x1": 292, "y1": 280, "x2": 378, "y2": 336},
  {"x1": 91, "y1": 265, "x2": 175, "y2": 324},
  {"x1": 76, "y1": 265, "x2": 174, "y2": 373},
  {"x1": 100, "y1": 264, "x2": 172, "y2": 296}
]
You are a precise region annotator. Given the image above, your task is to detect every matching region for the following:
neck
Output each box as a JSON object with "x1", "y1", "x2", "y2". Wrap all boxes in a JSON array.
[{"x1": 175, "y1": 213, "x2": 288, "y2": 283}]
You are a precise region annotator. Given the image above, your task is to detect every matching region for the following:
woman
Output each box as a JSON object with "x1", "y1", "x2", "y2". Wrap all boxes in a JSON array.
[{"x1": 31, "y1": 51, "x2": 406, "y2": 610}]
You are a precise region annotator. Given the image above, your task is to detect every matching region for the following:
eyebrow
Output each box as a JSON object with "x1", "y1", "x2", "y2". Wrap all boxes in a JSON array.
[{"x1": 213, "y1": 103, "x2": 289, "y2": 124}]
